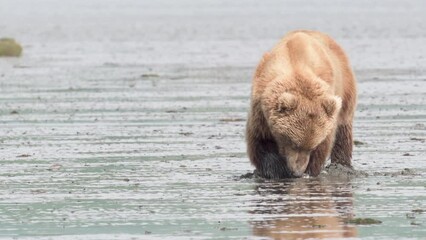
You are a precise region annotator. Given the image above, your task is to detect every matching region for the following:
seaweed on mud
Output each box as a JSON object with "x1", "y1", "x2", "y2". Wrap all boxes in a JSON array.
[
  {"x1": 179, "y1": 132, "x2": 193, "y2": 136},
  {"x1": 238, "y1": 172, "x2": 256, "y2": 179},
  {"x1": 219, "y1": 227, "x2": 238, "y2": 231},
  {"x1": 219, "y1": 118, "x2": 245, "y2": 122},
  {"x1": 141, "y1": 73, "x2": 160, "y2": 78},
  {"x1": 237, "y1": 169, "x2": 265, "y2": 180},
  {"x1": 354, "y1": 140, "x2": 365, "y2": 146},
  {"x1": 345, "y1": 218, "x2": 382, "y2": 225},
  {"x1": 373, "y1": 168, "x2": 418, "y2": 177},
  {"x1": 412, "y1": 209, "x2": 425, "y2": 214},
  {"x1": 410, "y1": 137, "x2": 425, "y2": 143},
  {"x1": 311, "y1": 224, "x2": 326, "y2": 228},
  {"x1": 400, "y1": 168, "x2": 417, "y2": 175},
  {"x1": 165, "y1": 107, "x2": 188, "y2": 113},
  {"x1": 16, "y1": 154, "x2": 31, "y2": 158}
]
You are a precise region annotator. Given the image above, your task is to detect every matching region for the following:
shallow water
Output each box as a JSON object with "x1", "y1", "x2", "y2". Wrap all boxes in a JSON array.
[{"x1": 1, "y1": 0, "x2": 426, "y2": 239}]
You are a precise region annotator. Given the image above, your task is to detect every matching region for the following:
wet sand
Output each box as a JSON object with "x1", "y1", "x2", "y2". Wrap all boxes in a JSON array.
[{"x1": 0, "y1": 0, "x2": 425, "y2": 239}]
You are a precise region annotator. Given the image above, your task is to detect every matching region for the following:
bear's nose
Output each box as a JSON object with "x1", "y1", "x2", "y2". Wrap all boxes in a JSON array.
[
  {"x1": 286, "y1": 150, "x2": 310, "y2": 177},
  {"x1": 308, "y1": 113, "x2": 316, "y2": 119}
]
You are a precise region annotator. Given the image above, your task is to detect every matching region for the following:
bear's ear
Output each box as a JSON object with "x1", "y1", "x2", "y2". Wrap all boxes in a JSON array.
[
  {"x1": 322, "y1": 96, "x2": 342, "y2": 117},
  {"x1": 277, "y1": 92, "x2": 298, "y2": 113}
]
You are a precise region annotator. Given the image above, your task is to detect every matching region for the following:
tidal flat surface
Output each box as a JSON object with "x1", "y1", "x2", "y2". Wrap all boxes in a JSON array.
[{"x1": 0, "y1": 0, "x2": 426, "y2": 239}]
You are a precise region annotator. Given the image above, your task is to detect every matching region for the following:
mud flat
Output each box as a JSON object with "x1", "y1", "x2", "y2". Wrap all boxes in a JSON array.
[{"x1": 0, "y1": 0, "x2": 425, "y2": 239}]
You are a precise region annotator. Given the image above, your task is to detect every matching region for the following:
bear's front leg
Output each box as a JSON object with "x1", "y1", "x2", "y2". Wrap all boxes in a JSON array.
[
  {"x1": 306, "y1": 134, "x2": 334, "y2": 176},
  {"x1": 246, "y1": 101, "x2": 291, "y2": 179},
  {"x1": 248, "y1": 137, "x2": 289, "y2": 179},
  {"x1": 331, "y1": 123, "x2": 353, "y2": 167}
]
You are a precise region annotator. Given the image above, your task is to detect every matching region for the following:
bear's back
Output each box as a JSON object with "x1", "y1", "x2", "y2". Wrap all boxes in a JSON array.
[
  {"x1": 297, "y1": 31, "x2": 356, "y2": 117},
  {"x1": 252, "y1": 30, "x2": 356, "y2": 120}
]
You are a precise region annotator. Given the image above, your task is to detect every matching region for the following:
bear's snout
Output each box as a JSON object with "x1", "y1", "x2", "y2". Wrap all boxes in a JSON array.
[{"x1": 284, "y1": 148, "x2": 310, "y2": 177}]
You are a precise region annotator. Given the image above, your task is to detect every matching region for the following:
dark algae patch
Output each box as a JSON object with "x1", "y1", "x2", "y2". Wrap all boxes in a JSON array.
[
  {"x1": 345, "y1": 218, "x2": 382, "y2": 225},
  {"x1": 141, "y1": 73, "x2": 160, "y2": 78},
  {"x1": 238, "y1": 171, "x2": 256, "y2": 180},
  {"x1": 410, "y1": 137, "x2": 425, "y2": 143},
  {"x1": 412, "y1": 209, "x2": 425, "y2": 214},
  {"x1": 354, "y1": 140, "x2": 365, "y2": 146},
  {"x1": 311, "y1": 224, "x2": 326, "y2": 228},
  {"x1": 219, "y1": 118, "x2": 245, "y2": 122}
]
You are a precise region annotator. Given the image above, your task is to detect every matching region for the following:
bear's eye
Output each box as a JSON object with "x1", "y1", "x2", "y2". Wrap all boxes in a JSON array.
[
  {"x1": 277, "y1": 105, "x2": 295, "y2": 114},
  {"x1": 277, "y1": 92, "x2": 298, "y2": 114},
  {"x1": 278, "y1": 107, "x2": 288, "y2": 113}
]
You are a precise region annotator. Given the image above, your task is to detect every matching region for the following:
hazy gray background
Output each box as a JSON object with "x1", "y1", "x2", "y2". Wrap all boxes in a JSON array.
[{"x1": 1, "y1": 0, "x2": 426, "y2": 69}]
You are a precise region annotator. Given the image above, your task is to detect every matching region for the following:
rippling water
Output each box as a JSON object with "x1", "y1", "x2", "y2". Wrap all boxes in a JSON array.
[{"x1": 0, "y1": 0, "x2": 425, "y2": 239}]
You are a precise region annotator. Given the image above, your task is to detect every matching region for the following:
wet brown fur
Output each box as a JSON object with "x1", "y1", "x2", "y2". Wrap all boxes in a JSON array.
[{"x1": 246, "y1": 30, "x2": 357, "y2": 178}]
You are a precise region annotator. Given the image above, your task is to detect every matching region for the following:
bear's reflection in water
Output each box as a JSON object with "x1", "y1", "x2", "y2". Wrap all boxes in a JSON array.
[{"x1": 250, "y1": 178, "x2": 356, "y2": 239}]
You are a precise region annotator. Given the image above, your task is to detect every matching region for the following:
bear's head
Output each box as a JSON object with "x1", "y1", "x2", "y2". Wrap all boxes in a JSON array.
[{"x1": 264, "y1": 91, "x2": 342, "y2": 177}]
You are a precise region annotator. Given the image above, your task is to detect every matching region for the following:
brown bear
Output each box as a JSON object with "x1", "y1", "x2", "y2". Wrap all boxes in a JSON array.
[{"x1": 246, "y1": 30, "x2": 357, "y2": 178}]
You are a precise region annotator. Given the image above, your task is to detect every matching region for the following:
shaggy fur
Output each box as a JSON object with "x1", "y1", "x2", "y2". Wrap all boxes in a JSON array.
[{"x1": 246, "y1": 30, "x2": 357, "y2": 179}]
